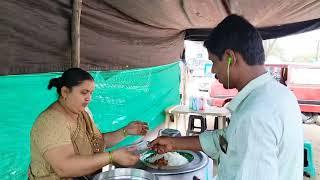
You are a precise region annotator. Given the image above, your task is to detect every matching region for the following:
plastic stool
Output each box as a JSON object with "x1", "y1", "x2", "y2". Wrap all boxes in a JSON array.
[
  {"x1": 187, "y1": 115, "x2": 207, "y2": 136},
  {"x1": 304, "y1": 140, "x2": 316, "y2": 177},
  {"x1": 214, "y1": 117, "x2": 230, "y2": 129}
]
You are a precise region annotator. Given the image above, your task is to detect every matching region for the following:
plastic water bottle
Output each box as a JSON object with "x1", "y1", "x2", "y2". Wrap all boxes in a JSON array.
[
  {"x1": 189, "y1": 96, "x2": 194, "y2": 109},
  {"x1": 199, "y1": 97, "x2": 205, "y2": 110}
]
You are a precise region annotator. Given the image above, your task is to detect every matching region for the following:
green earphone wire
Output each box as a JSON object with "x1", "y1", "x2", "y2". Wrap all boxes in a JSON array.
[{"x1": 227, "y1": 57, "x2": 232, "y2": 89}]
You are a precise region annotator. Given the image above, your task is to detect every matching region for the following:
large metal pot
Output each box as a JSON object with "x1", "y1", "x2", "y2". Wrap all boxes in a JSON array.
[
  {"x1": 137, "y1": 151, "x2": 213, "y2": 180},
  {"x1": 93, "y1": 168, "x2": 158, "y2": 180}
]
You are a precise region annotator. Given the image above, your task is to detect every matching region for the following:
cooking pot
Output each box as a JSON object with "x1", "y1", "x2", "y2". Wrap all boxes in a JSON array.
[
  {"x1": 93, "y1": 168, "x2": 158, "y2": 180},
  {"x1": 137, "y1": 151, "x2": 213, "y2": 180}
]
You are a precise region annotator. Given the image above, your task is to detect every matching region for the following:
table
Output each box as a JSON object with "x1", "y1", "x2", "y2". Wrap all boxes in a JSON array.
[{"x1": 165, "y1": 105, "x2": 230, "y2": 132}]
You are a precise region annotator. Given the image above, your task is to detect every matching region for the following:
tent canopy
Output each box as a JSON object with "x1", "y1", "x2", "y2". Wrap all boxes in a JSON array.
[{"x1": 1, "y1": 0, "x2": 320, "y2": 75}]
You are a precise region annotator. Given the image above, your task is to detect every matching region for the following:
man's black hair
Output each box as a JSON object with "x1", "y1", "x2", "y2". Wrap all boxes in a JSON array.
[{"x1": 204, "y1": 14, "x2": 265, "y2": 65}]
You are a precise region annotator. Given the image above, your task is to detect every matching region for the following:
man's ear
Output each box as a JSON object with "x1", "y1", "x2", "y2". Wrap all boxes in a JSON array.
[{"x1": 224, "y1": 49, "x2": 237, "y2": 66}]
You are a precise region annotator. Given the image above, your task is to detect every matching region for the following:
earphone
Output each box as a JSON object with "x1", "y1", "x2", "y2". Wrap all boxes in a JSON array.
[
  {"x1": 227, "y1": 56, "x2": 232, "y2": 89},
  {"x1": 227, "y1": 56, "x2": 232, "y2": 65}
]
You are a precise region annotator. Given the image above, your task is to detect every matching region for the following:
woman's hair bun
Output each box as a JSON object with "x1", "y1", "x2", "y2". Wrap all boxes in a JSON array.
[{"x1": 48, "y1": 77, "x2": 61, "y2": 90}]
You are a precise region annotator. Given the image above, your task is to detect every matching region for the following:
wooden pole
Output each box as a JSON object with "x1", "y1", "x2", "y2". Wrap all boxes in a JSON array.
[{"x1": 71, "y1": 0, "x2": 82, "y2": 68}]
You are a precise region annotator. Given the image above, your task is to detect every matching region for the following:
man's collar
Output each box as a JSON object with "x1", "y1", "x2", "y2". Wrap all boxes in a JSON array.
[{"x1": 227, "y1": 72, "x2": 272, "y2": 112}]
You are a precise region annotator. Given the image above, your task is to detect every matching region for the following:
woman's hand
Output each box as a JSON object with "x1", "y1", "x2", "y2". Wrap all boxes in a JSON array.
[
  {"x1": 111, "y1": 148, "x2": 140, "y2": 166},
  {"x1": 124, "y1": 121, "x2": 149, "y2": 136}
]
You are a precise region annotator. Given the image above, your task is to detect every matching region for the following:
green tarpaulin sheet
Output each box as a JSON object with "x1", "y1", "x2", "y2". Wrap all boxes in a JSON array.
[{"x1": 0, "y1": 62, "x2": 180, "y2": 179}]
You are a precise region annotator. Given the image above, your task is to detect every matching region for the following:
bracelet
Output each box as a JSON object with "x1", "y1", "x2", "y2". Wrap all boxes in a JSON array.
[
  {"x1": 122, "y1": 128, "x2": 128, "y2": 137},
  {"x1": 107, "y1": 151, "x2": 113, "y2": 164}
]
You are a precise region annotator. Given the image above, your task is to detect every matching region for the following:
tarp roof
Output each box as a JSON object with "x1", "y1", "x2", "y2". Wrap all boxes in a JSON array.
[{"x1": 1, "y1": 0, "x2": 320, "y2": 75}]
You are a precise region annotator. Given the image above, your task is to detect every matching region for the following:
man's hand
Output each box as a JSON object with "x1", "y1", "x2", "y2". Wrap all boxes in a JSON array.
[
  {"x1": 125, "y1": 121, "x2": 149, "y2": 136},
  {"x1": 112, "y1": 148, "x2": 140, "y2": 166},
  {"x1": 149, "y1": 136, "x2": 175, "y2": 154},
  {"x1": 150, "y1": 136, "x2": 202, "y2": 154}
]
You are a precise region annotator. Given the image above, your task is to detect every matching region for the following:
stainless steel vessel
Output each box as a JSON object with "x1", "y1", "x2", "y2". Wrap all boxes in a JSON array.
[
  {"x1": 137, "y1": 151, "x2": 213, "y2": 180},
  {"x1": 93, "y1": 168, "x2": 158, "y2": 180}
]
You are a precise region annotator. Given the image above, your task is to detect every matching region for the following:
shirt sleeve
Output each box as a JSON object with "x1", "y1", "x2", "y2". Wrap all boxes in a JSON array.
[
  {"x1": 32, "y1": 112, "x2": 72, "y2": 155},
  {"x1": 199, "y1": 128, "x2": 226, "y2": 159},
  {"x1": 235, "y1": 112, "x2": 281, "y2": 180}
]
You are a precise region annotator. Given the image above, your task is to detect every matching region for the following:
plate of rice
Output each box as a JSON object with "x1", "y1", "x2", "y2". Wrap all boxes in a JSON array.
[{"x1": 140, "y1": 150, "x2": 194, "y2": 170}]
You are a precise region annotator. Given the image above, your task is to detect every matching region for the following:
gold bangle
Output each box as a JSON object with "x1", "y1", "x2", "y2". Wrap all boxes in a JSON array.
[
  {"x1": 107, "y1": 151, "x2": 113, "y2": 164},
  {"x1": 122, "y1": 128, "x2": 128, "y2": 137}
]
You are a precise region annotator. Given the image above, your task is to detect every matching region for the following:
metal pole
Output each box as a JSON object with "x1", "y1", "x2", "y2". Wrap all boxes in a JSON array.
[{"x1": 316, "y1": 40, "x2": 320, "y2": 62}]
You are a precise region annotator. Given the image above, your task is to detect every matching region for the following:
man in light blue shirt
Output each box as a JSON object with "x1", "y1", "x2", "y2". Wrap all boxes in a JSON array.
[{"x1": 150, "y1": 14, "x2": 303, "y2": 180}]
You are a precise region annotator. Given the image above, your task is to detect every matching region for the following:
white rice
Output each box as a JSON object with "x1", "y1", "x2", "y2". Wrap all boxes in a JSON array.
[{"x1": 147, "y1": 152, "x2": 189, "y2": 166}]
